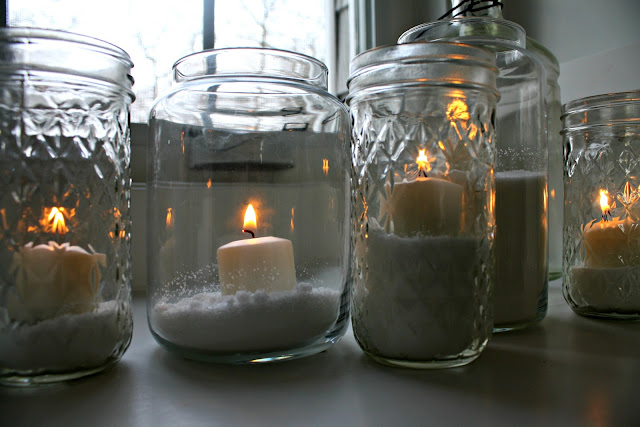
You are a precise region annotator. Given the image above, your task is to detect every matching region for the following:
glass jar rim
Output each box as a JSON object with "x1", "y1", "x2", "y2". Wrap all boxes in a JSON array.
[
  {"x1": 0, "y1": 27, "x2": 134, "y2": 99},
  {"x1": 562, "y1": 90, "x2": 640, "y2": 131},
  {"x1": 398, "y1": 17, "x2": 527, "y2": 48},
  {"x1": 172, "y1": 47, "x2": 329, "y2": 90},
  {"x1": 347, "y1": 41, "x2": 499, "y2": 101}
]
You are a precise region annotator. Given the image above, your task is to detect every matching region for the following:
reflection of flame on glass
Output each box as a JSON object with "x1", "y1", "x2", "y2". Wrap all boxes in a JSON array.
[
  {"x1": 243, "y1": 204, "x2": 257, "y2": 233},
  {"x1": 550, "y1": 189, "x2": 556, "y2": 200},
  {"x1": 446, "y1": 99, "x2": 470, "y2": 121},
  {"x1": 166, "y1": 208, "x2": 174, "y2": 229},
  {"x1": 290, "y1": 207, "x2": 295, "y2": 232},
  {"x1": 322, "y1": 159, "x2": 329, "y2": 175},
  {"x1": 41, "y1": 207, "x2": 71, "y2": 234},
  {"x1": 416, "y1": 149, "x2": 430, "y2": 175},
  {"x1": 207, "y1": 179, "x2": 212, "y2": 189}
]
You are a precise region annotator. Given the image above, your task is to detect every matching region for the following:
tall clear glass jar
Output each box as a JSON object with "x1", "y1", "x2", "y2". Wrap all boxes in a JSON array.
[
  {"x1": 528, "y1": 37, "x2": 562, "y2": 280},
  {"x1": 562, "y1": 90, "x2": 640, "y2": 319},
  {"x1": 147, "y1": 48, "x2": 351, "y2": 363},
  {"x1": 0, "y1": 28, "x2": 135, "y2": 385},
  {"x1": 348, "y1": 42, "x2": 499, "y2": 368},
  {"x1": 399, "y1": 15, "x2": 548, "y2": 332}
]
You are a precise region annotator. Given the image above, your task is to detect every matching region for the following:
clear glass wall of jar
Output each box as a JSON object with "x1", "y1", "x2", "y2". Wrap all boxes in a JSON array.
[
  {"x1": 0, "y1": 28, "x2": 135, "y2": 385},
  {"x1": 562, "y1": 90, "x2": 640, "y2": 319},
  {"x1": 147, "y1": 48, "x2": 352, "y2": 363},
  {"x1": 528, "y1": 37, "x2": 562, "y2": 281},
  {"x1": 399, "y1": 16, "x2": 549, "y2": 332},
  {"x1": 348, "y1": 42, "x2": 499, "y2": 369}
]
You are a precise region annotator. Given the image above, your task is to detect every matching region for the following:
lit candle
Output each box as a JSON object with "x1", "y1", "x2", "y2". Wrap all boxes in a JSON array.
[
  {"x1": 583, "y1": 188, "x2": 639, "y2": 268},
  {"x1": 217, "y1": 204, "x2": 296, "y2": 295},
  {"x1": 8, "y1": 207, "x2": 106, "y2": 323},
  {"x1": 383, "y1": 149, "x2": 463, "y2": 236},
  {"x1": 569, "y1": 186, "x2": 640, "y2": 312},
  {"x1": 353, "y1": 150, "x2": 482, "y2": 361}
]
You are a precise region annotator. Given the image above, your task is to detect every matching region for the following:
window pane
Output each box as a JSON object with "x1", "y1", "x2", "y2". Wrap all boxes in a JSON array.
[
  {"x1": 215, "y1": 0, "x2": 329, "y2": 66},
  {"x1": 8, "y1": 0, "x2": 204, "y2": 123}
]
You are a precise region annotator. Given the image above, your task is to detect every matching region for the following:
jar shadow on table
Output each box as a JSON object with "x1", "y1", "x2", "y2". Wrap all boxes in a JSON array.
[
  {"x1": 351, "y1": 316, "x2": 640, "y2": 419},
  {"x1": 0, "y1": 363, "x2": 137, "y2": 420},
  {"x1": 148, "y1": 342, "x2": 351, "y2": 386}
]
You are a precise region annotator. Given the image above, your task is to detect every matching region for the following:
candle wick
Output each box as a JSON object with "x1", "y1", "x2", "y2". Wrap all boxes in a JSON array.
[
  {"x1": 243, "y1": 229, "x2": 255, "y2": 238},
  {"x1": 419, "y1": 169, "x2": 428, "y2": 178},
  {"x1": 602, "y1": 210, "x2": 612, "y2": 222}
]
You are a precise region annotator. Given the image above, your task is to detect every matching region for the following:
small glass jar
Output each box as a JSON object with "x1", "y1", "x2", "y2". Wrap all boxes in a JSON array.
[
  {"x1": 0, "y1": 28, "x2": 135, "y2": 385},
  {"x1": 348, "y1": 42, "x2": 499, "y2": 368},
  {"x1": 562, "y1": 90, "x2": 640, "y2": 319},
  {"x1": 147, "y1": 48, "x2": 351, "y2": 363},
  {"x1": 400, "y1": 15, "x2": 549, "y2": 332}
]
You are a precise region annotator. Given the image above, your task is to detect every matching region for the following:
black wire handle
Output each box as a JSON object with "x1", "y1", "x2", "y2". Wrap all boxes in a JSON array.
[{"x1": 438, "y1": 0, "x2": 503, "y2": 20}]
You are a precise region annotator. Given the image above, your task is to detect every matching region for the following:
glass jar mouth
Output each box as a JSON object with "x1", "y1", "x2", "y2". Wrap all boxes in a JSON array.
[
  {"x1": 346, "y1": 41, "x2": 499, "y2": 102},
  {"x1": 0, "y1": 27, "x2": 134, "y2": 98},
  {"x1": 562, "y1": 90, "x2": 640, "y2": 131},
  {"x1": 398, "y1": 17, "x2": 527, "y2": 48},
  {"x1": 172, "y1": 47, "x2": 328, "y2": 90}
]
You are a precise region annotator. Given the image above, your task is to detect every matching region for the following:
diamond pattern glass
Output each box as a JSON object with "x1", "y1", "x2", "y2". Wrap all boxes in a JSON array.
[{"x1": 0, "y1": 29, "x2": 134, "y2": 385}]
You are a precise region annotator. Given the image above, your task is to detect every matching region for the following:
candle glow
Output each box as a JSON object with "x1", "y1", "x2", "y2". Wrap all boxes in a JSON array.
[{"x1": 40, "y1": 207, "x2": 71, "y2": 234}]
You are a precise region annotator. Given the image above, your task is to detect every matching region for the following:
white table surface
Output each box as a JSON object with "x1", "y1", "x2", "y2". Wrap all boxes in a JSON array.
[{"x1": 2, "y1": 280, "x2": 640, "y2": 426}]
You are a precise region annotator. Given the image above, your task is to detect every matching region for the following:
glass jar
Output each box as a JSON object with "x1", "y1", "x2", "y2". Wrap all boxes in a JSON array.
[
  {"x1": 348, "y1": 42, "x2": 499, "y2": 368},
  {"x1": 0, "y1": 28, "x2": 135, "y2": 385},
  {"x1": 147, "y1": 48, "x2": 351, "y2": 363},
  {"x1": 399, "y1": 16, "x2": 548, "y2": 332},
  {"x1": 562, "y1": 90, "x2": 640, "y2": 319},
  {"x1": 528, "y1": 37, "x2": 563, "y2": 280}
]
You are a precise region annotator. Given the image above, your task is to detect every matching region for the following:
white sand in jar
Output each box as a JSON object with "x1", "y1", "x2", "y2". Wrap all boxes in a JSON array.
[
  {"x1": 151, "y1": 283, "x2": 341, "y2": 353},
  {"x1": 494, "y1": 170, "x2": 547, "y2": 325},
  {"x1": 353, "y1": 223, "x2": 486, "y2": 360},
  {"x1": 569, "y1": 266, "x2": 640, "y2": 313},
  {"x1": 0, "y1": 301, "x2": 124, "y2": 372}
]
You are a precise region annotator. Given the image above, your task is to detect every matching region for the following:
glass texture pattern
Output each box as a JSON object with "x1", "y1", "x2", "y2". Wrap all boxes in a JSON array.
[
  {"x1": 0, "y1": 29, "x2": 134, "y2": 385},
  {"x1": 348, "y1": 43, "x2": 498, "y2": 369},
  {"x1": 562, "y1": 90, "x2": 640, "y2": 319}
]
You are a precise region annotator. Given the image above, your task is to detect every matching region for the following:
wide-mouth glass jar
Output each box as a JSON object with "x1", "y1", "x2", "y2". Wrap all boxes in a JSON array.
[
  {"x1": 147, "y1": 48, "x2": 351, "y2": 363},
  {"x1": 562, "y1": 90, "x2": 640, "y2": 319},
  {"x1": 399, "y1": 16, "x2": 549, "y2": 332},
  {"x1": 348, "y1": 42, "x2": 499, "y2": 369},
  {"x1": 0, "y1": 28, "x2": 135, "y2": 385}
]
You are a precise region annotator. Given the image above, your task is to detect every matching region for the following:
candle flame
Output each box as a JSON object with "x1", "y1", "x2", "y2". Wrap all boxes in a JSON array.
[
  {"x1": 322, "y1": 159, "x2": 329, "y2": 175},
  {"x1": 599, "y1": 190, "x2": 610, "y2": 213},
  {"x1": 243, "y1": 204, "x2": 257, "y2": 231},
  {"x1": 41, "y1": 207, "x2": 70, "y2": 234},
  {"x1": 416, "y1": 149, "x2": 430, "y2": 174}
]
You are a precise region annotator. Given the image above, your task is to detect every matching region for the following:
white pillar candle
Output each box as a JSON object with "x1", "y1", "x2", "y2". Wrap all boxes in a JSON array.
[
  {"x1": 217, "y1": 204, "x2": 296, "y2": 295},
  {"x1": 8, "y1": 241, "x2": 106, "y2": 323},
  {"x1": 217, "y1": 236, "x2": 296, "y2": 295},
  {"x1": 583, "y1": 218, "x2": 639, "y2": 268},
  {"x1": 569, "y1": 189, "x2": 640, "y2": 313},
  {"x1": 494, "y1": 170, "x2": 547, "y2": 326},
  {"x1": 384, "y1": 176, "x2": 463, "y2": 237}
]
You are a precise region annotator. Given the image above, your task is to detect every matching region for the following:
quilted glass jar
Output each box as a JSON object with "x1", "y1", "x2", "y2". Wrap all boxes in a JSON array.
[
  {"x1": 348, "y1": 42, "x2": 499, "y2": 368},
  {"x1": 400, "y1": 16, "x2": 549, "y2": 332},
  {"x1": 147, "y1": 48, "x2": 351, "y2": 363},
  {"x1": 562, "y1": 90, "x2": 640, "y2": 319},
  {"x1": 0, "y1": 28, "x2": 135, "y2": 385}
]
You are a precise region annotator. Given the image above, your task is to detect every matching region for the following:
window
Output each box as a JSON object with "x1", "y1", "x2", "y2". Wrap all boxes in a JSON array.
[{"x1": 8, "y1": 0, "x2": 333, "y2": 124}]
